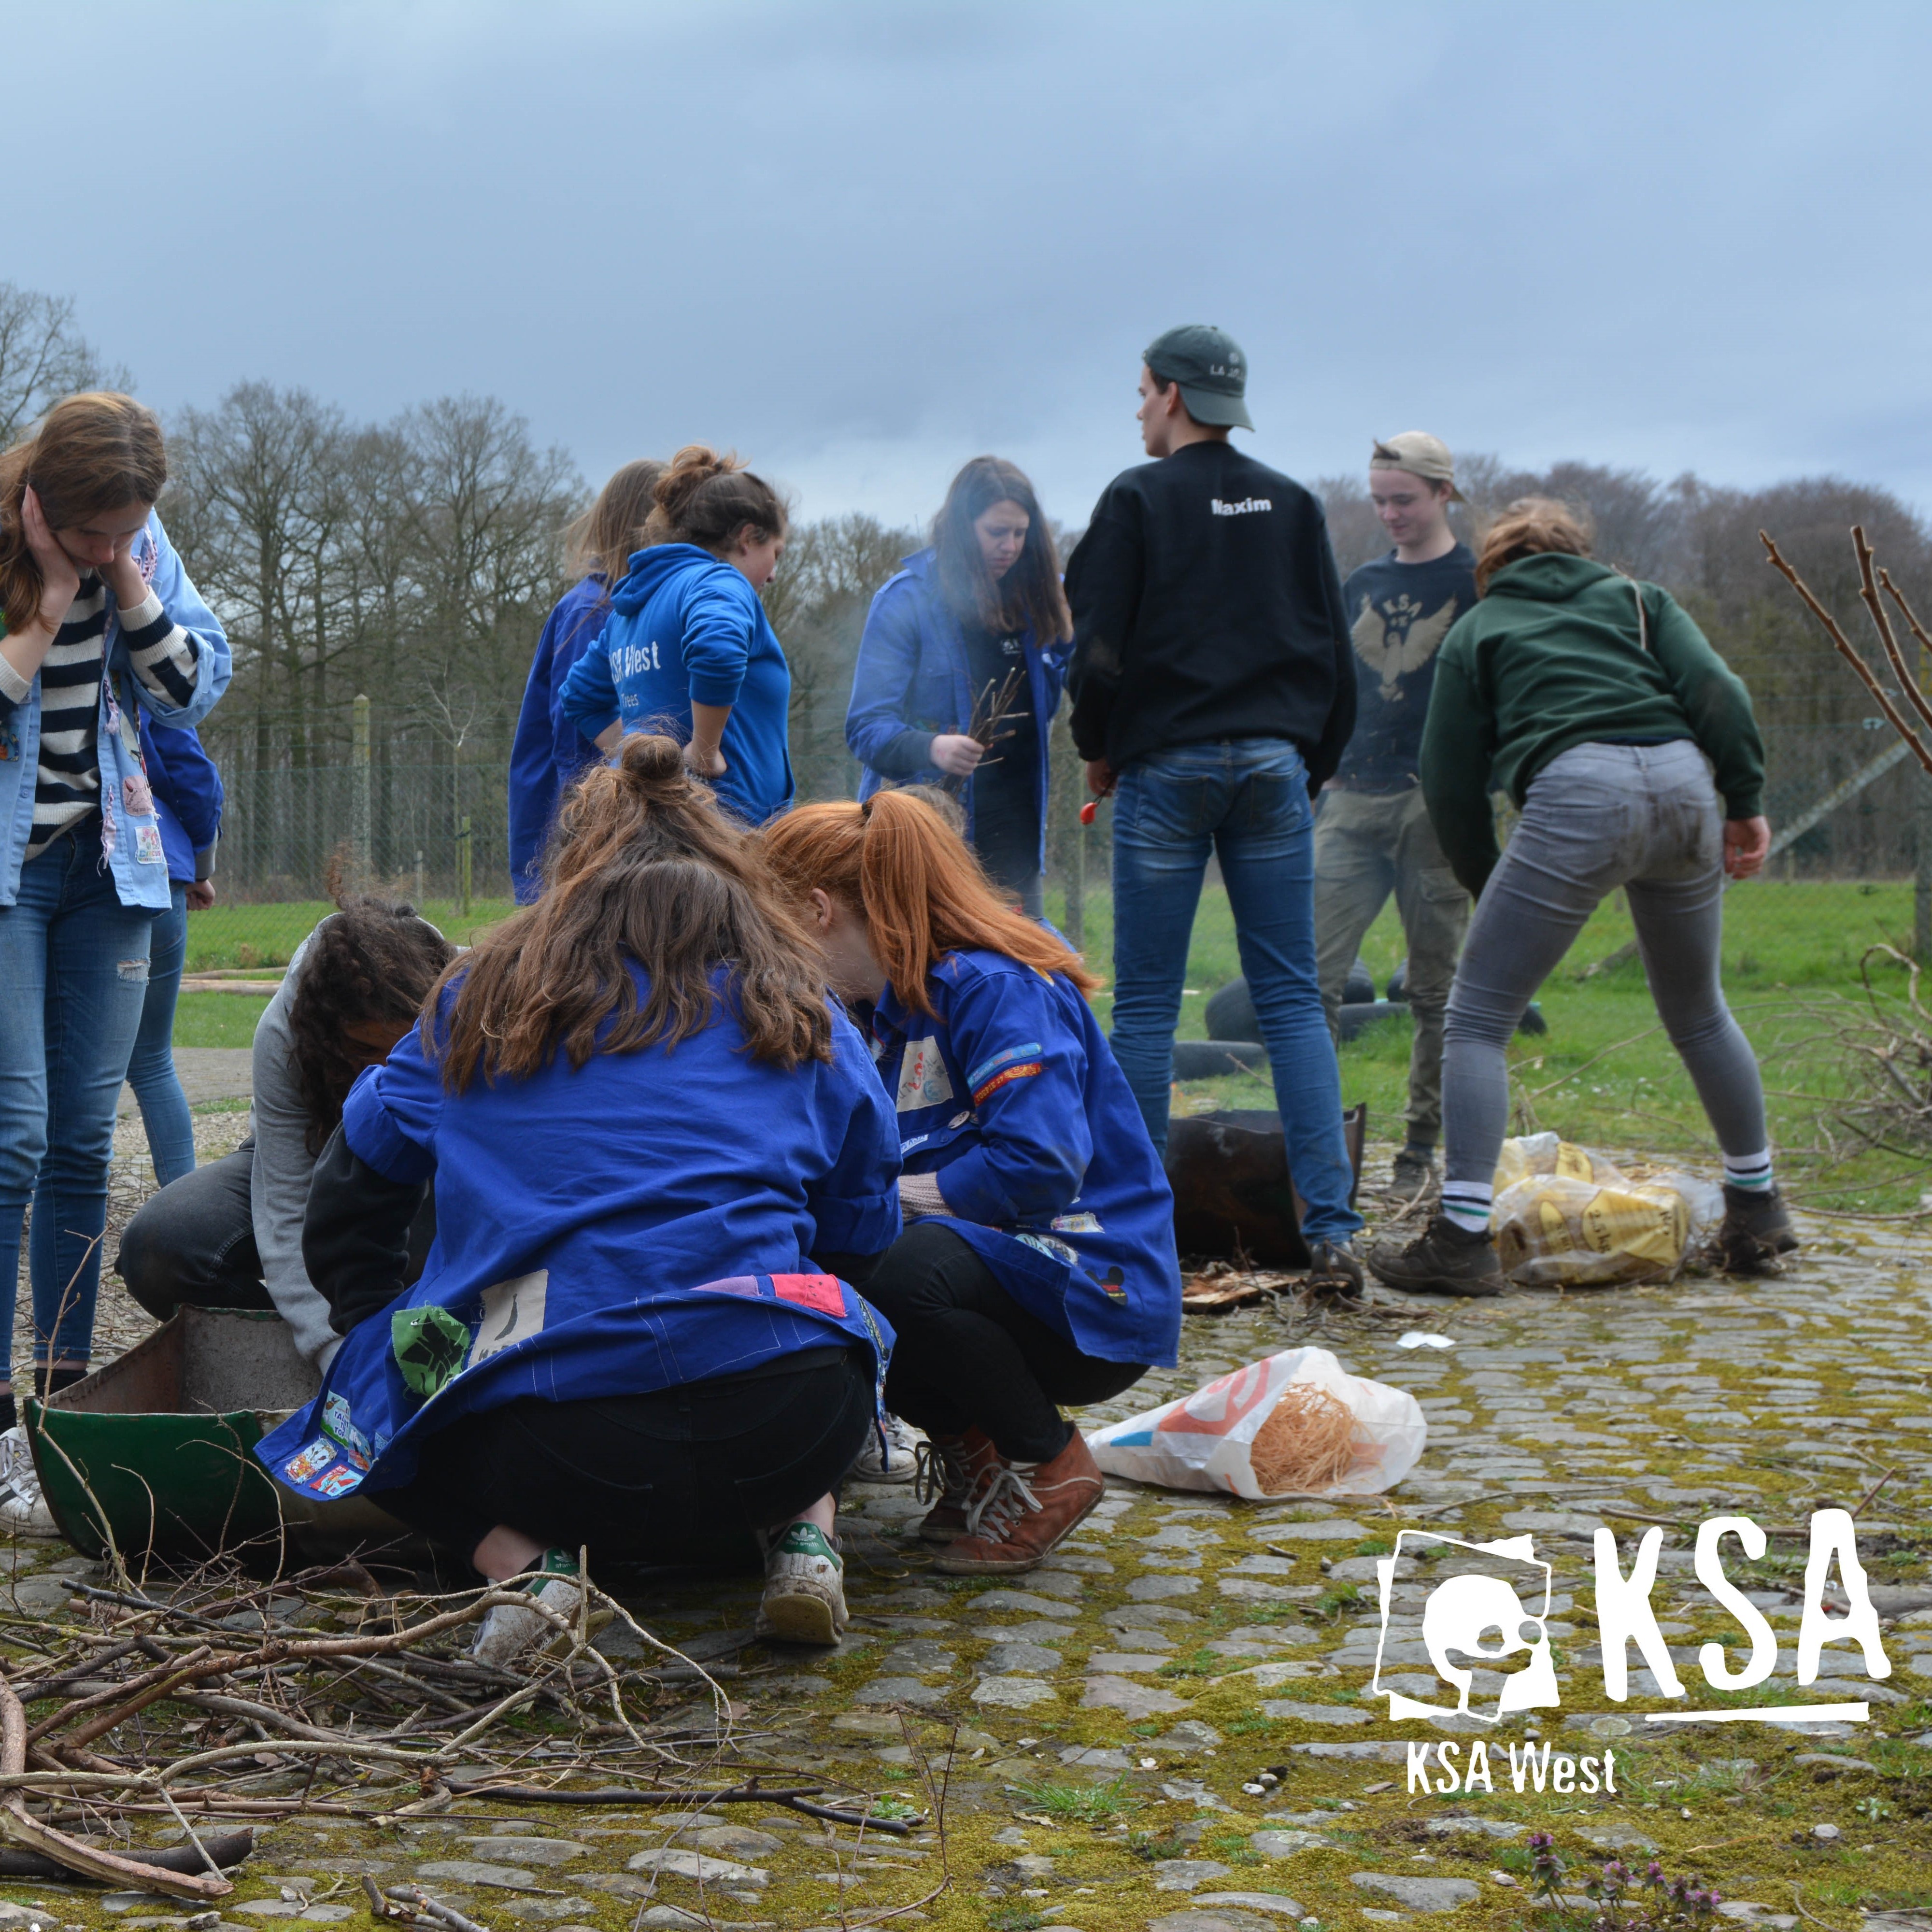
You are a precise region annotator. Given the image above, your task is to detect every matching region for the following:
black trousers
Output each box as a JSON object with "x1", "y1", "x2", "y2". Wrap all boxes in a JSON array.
[
  {"x1": 115, "y1": 1141, "x2": 269, "y2": 1317},
  {"x1": 859, "y1": 1220, "x2": 1148, "y2": 1463},
  {"x1": 115, "y1": 1137, "x2": 437, "y2": 1322},
  {"x1": 375, "y1": 1347, "x2": 875, "y2": 1568}
]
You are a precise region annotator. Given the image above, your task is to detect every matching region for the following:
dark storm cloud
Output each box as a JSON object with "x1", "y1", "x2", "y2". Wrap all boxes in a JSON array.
[{"x1": 7, "y1": 1, "x2": 1930, "y2": 527}]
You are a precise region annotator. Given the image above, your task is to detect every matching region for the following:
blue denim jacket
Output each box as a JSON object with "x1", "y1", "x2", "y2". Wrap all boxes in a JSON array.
[
  {"x1": 845, "y1": 551, "x2": 1067, "y2": 870},
  {"x1": 0, "y1": 512, "x2": 230, "y2": 909}
]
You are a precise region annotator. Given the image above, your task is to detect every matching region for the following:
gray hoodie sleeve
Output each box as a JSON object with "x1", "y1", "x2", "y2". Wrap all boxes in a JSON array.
[{"x1": 248, "y1": 930, "x2": 341, "y2": 1369}]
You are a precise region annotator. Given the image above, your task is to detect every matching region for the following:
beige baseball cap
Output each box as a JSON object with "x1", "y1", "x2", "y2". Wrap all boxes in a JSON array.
[{"x1": 1370, "y1": 431, "x2": 1463, "y2": 501}]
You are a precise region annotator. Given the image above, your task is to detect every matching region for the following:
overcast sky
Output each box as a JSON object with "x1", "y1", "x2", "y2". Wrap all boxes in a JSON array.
[{"x1": 10, "y1": 1, "x2": 1931, "y2": 532}]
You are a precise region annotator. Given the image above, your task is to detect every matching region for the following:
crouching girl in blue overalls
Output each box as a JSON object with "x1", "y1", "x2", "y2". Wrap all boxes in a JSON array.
[
  {"x1": 258, "y1": 735, "x2": 900, "y2": 1657},
  {"x1": 762, "y1": 791, "x2": 1181, "y2": 1577}
]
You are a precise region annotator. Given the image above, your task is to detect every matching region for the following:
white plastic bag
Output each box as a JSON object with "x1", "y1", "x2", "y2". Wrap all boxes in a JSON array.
[{"x1": 1087, "y1": 1346, "x2": 1427, "y2": 1500}]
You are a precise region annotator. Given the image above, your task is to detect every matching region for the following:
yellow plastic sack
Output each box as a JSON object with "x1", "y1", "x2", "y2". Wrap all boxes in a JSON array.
[{"x1": 1490, "y1": 1136, "x2": 1721, "y2": 1289}]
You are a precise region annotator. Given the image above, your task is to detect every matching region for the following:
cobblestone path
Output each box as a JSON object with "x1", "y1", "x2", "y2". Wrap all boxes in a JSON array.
[{"x1": 6, "y1": 1149, "x2": 1931, "y2": 1931}]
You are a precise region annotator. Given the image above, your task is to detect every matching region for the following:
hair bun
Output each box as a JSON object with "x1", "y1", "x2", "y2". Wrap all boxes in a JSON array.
[{"x1": 617, "y1": 733, "x2": 688, "y2": 795}]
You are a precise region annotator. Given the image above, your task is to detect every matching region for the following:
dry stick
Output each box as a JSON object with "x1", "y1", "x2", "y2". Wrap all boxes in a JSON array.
[
  {"x1": 0, "y1": 1677, "x2": 229, "y2": 1901},
  {"x1": 1760, "y1": 530, "x2": 1932, "y2": 775},
  {"x1": 1850, "y1": 1466, "x2": 1899, "y2": 1518},
  {"x1": 386, "y1": 1885, "x2": 494, "y2": 1932},
  {"x1": 1851, "y1": 526, "x2": 1932, "y2": 736}
]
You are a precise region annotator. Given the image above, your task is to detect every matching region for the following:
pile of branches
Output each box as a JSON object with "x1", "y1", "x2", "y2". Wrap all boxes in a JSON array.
[{"x1": 0, "y1": 1552, "x2": 923, "y2": 1905}]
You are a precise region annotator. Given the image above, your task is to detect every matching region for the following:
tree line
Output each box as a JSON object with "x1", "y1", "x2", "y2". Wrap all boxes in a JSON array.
[{"x1": 5, "y1": 278, "x2": 1930, "y2": 875}]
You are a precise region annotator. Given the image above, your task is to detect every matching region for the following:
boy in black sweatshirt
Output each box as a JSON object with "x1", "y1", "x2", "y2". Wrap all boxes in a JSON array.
[{"x1": 1065, "y1": 326, "x2": 1364, "y2": 1293}]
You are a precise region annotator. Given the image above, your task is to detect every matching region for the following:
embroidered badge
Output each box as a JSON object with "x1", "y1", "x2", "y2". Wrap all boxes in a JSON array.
[
  {"x1": 1051, "y1": 1212, "x2": 1103, "y2": 1234},
  {"x1": 895, "y1": 1037, "x2": 955, "y2": 1111},
  {"x1": 1016, "y1": 1231, "x2": 1079, "y2": 1269},
  {"x1": 391, "y1": 1306, "x2": 472, "y2": 1399},
  {"x1": 122, "y1": 773, "x2": 154, "y2": 816},
  {"x1": 967, "y1": 1043, "x2": 1044, "y2": 1090},
  {"x1": 973, "y1": 1061, "x2": 1043, "y2": 1104},
  {"x1": 282, "y1": 1438, "x2": 338, "y2": 1483},
  {"x1": 1092, "y1": 1266, "x2": 1130, "y2": 1305},
  {"x1": 321, "y1": 1392, "x2": 375, "y2": 1471},
  {"x1": 134, "y1": 823, "x2": 165, "y2": 866},
  {"x1": 313, "y1": 1463, "x2": 361, "y2": 1497}
]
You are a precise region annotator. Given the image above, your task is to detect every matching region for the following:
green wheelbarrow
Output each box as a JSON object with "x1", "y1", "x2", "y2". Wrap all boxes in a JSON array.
[{"x1": 24, "y1": 1306, "x2": 417, "y2": 1566}]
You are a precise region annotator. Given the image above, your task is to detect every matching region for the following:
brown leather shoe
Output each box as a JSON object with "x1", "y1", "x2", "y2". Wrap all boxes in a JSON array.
[
  {"x1": 931, "y1": 1429, "x2": 1105, "y2": 1576},
  {"x1": 913, "y1": 1428, "x2": 996, "y2": 1545}
]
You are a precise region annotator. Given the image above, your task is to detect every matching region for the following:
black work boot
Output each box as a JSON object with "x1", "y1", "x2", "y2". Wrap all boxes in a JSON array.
[
  {"x1": 1366, "y1": 1214, "x2": 1505, "y2": 1297},
  {"x1": 1709, "y1": 1184, "x2": 1798, "y2": 1277},
  {"x1": 1389, "y1": 1146, "x2": 1438, "y2": 1199},
  {"x1": 1304, "y1": 1238, "x2": 1365, "y2": 1304}
]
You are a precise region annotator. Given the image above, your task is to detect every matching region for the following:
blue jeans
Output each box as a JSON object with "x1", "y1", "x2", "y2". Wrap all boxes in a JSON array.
[
  {"x1": 120, "y1": 883, "x2": 195, "y2": 1188},
  {"x1": 1109, "y1": 738, "x2": 1362, "y2": 1245},
  {"x1": 0, "y1": 821, "x2": 157, "y2": 1377}
]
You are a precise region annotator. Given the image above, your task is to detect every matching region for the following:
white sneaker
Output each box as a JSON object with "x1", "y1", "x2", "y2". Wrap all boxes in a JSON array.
[
  {"x1": 0, "y1": 1427, "x2": 57, "y2": 1537},
  {"x1": 754, "y1": 1520, "x2": 848, "y2": 1646},
  {"x1": 469, "y1": 1553, "x2": 608, "y2": 1667},
  {"x1": 848, "y1": 1412, "x2": 921, "y2": 1483}
]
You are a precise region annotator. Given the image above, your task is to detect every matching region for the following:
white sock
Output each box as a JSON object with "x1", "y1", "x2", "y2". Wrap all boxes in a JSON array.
[
  {"x1": 1722, "y1": 1150, "x2": 1774, "y2": 1193},
  {"x1": 1440, "y1": 1181, "x2": 1492, "y2": 1234}
]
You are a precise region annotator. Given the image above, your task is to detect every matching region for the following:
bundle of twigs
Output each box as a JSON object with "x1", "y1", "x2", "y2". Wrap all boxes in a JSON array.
[
  {"x1": 941, "y1": 669, "x2": 1027, "y2": 794},
  {"x1": 0, "y1": 1545, "x2": 926, "y2": 1899}
]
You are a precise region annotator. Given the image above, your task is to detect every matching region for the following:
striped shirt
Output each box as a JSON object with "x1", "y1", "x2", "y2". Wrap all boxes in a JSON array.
[{"x1": 0, "y1": 574, "x2": 204, "y2": 861}]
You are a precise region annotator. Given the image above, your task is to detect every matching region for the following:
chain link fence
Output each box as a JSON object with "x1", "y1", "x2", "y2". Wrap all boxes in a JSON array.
[{"x1": 207, "y1": 711, "x2": 1930, "y2": 908}]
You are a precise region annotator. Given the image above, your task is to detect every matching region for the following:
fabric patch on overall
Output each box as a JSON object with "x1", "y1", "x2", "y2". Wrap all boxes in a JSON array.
[{"x1": 393, "y1": 1305, "x2": 472, "y2": 1398}]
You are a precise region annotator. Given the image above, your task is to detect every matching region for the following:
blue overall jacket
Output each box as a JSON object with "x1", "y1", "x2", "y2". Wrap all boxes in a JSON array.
[
  {"x1": 845, "y1": 551, "x2": 1067, "y2": 870},
  {"x1": 139, "y1": 715, "x2": 223, "y2": 885},
  {"x1": 258, "y1": 971, "x2": 900, "y2": 1502},
  {"x1": 556, "y1": 544, "x2": 795, "y2": 825},
  {"x1": 507, "y1": 574, "x2": 612, "y2": 902},
  {"x1": 0, "y1": 513, "x2": 230, "y2": 908},
  {"x1": 872, "y1": 948, "x2": 1181, "y2": 1366}
]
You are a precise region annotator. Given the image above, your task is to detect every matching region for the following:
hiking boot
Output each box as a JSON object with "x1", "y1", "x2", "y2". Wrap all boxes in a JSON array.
[
  {"x1": 1709, "y1": 1184, "x2": 1799, "y2": 1277},
  {"x1": 1389, "y1": 1146, "x2": 1438, "y2": 1199},
  {"x1": 912, "y1": 1428, "x2": 997, "y2": 1545},
  {"x1": 931, "y1": 1430, "x2": 1104, "y2": 1577},
  {"x1": 1304, "y1": 1238, "x2": 1365, "y2": 1304},
  {"x1": 849, "y1": 1411, "x2": 921, "y2": 1484},
  {"x1": 755, "y1": 1520, "x2": 848, "y2": 1646},
  {"x1": 1366, "y1": 1214, "x2": 1505, "y2": 1297},
  {"x1": 470, "y1": 1549, "x2": 609, "y2": 1667},
  {"x1": 0, "y1": 1427, "x2": 57, "y2": 1538}
]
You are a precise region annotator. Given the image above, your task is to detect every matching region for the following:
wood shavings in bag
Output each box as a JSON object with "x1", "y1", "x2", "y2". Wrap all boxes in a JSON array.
[{"x1": 1248, "y1": 1382, "x2": 1371, "y2": 1496}]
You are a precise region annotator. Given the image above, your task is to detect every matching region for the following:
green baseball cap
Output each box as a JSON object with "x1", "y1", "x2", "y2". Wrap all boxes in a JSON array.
[{"x1": 1143, "y1": 323, "x2": 1254, "y2": 431}]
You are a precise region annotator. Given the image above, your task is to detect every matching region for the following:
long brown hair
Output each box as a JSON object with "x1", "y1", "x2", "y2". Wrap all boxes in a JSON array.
[
  {"x1": 288, "y1": 895, "x2": 455, "y2": 1152},
  {"x1": 0, "y1": 393, "x2": 168, "y2": 635},
  {"x1": 1475, "y1": 496, "x2": 1593, "y2": 594},
  {"x1": 643, "y1": 444, "x2": 788, "y2": 554},
  {"x1": 760, "y1": 791, "x2": 1100, "y2": 1017},
  {"x1": 562, "y1": 457, "x2": 668, "y2": 586},
  {"x1": 932, "y1": 455, "x2": 1071, "y2": 644},
  {"x1": 430, "y1": 734, "x2": 832, "y2": 1090}
]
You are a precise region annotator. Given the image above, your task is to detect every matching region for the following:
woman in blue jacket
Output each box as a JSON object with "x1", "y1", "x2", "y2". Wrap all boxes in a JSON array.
[
  {"x1": 0, "y1": 394, "x2": 229, "y2": 1460},
  {"x1": 507, "y1": 458, "x2": 665, "y2": 902},
  {"x1": 115, "y1": 715, "x2": 224, "y2": 1187},
  {"x1": 558, "y1": 446, "x2": 794, "y2": 826},
  {"x1": 763, "y1": 791, "x2": 1180, "y2": 1578},
  {"x1": 845, "y1": 458, "x2": 1070, "y2": 915},
  {"x1": 260, "y1": 736, "x2": 899, "y2": 1659}
]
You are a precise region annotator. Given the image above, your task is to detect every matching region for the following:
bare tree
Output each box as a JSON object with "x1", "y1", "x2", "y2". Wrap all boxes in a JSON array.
[{"x1": 0, "y1": 283, "x2": 131, "y2": 448}]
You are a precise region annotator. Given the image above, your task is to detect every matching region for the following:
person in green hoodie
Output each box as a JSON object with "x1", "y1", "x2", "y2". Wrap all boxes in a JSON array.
[{"x1": 1366, "y1": 498, "x2": 1792, "y2": 1296}]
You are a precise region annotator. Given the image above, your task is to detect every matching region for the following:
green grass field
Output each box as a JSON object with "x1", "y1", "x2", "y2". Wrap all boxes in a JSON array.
[{"x1": 173, "y1": 881, "x2": 1929, "y2": 1210}]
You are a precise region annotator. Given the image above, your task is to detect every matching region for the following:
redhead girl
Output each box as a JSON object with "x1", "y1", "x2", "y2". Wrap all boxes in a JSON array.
[
  {"x1": 0, "y1": 394, "x2": 228, "y2": 1496},
  {"x1": 763, "y1": 791, "x2": 1180, "y2": 1576}
]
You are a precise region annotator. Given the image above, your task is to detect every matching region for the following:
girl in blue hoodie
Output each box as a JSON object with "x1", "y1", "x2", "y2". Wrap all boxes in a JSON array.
[{"x1": 558, "y1": 446, "x2": 794, "y2": 825}]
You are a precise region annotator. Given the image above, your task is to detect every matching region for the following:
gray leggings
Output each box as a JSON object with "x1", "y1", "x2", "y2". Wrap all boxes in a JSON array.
[{"x1": 1442, "y1": 740, "x2": 1768, "y2": 1189}]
